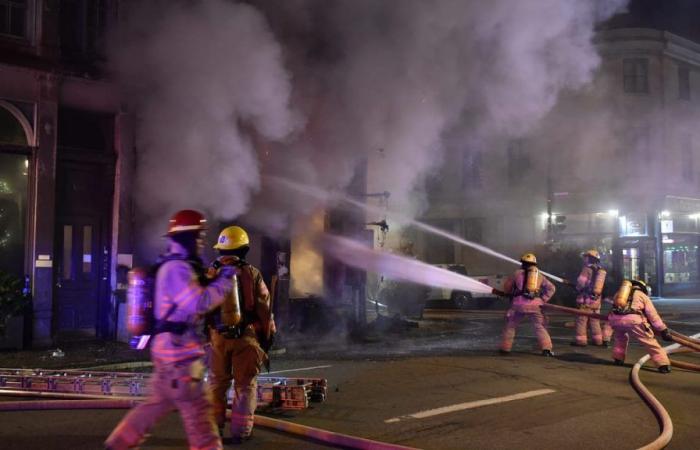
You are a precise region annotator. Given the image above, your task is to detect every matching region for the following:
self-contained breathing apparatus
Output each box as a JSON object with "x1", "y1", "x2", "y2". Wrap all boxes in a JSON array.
[
  {"x1": 126, "y1": 256, "x2": 208, "y2": 350},
  {"x1": 582, "y1": 265, "x2": 607, "y2": 298},
  {"x1": 611, "y1": 280, "x2": 643, "y2": 315},
  {"x1": 512, "y1": 265, "x2": 541, "y2": 299},
  {"x1": 205, "y1": 257, "x2": 249, "y2": 340}
]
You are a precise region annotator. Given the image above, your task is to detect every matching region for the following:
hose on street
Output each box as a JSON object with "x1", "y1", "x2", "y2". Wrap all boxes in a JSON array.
[
  {"x1": 0, "y1": 391, "x2": 418, "y2": 450},
  {"x1": 539, "y1": 303, "x2": 700, "y2": 449},
  {"x1": 630, "y1": 332, "x2": 700, "y2": 450}
]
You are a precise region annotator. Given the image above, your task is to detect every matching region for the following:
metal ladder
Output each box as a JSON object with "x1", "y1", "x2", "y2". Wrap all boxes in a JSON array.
[{"x1": 0, "y1": 368, "x2": 326, "y2": 411}]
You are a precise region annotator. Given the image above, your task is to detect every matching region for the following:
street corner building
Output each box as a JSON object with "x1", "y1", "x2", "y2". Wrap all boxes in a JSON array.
[
  {"x1": 416, "y1": 27, "x2": 700, "y2": 299},
  {"x1": 0, "y1": 0, "x2": 135, "y2": 348}
]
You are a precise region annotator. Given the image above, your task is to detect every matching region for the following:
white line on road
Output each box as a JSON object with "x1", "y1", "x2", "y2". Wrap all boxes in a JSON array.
[
  {"x1": 266, "y1": 365, "x2": 333, "y2": 375},
  {"x1": 384, "y1": 388, "x2": 556, "y2": 423}
]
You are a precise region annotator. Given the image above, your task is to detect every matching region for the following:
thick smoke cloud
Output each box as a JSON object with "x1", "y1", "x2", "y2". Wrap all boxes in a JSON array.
[
  {"x1": 251, "y1": 0, "x2": 628, "y2": 228},
  {"x1": 112, "y1": 0, "x2": 628, "y2": 252},
  {"x1": 112, "y1": 0, "x2": 300, "y2": 254}
]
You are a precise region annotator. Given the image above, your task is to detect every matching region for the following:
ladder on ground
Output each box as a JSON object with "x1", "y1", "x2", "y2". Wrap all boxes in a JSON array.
[{"x1": 0, "y1": 368, "x2": 326, "y2": 411}]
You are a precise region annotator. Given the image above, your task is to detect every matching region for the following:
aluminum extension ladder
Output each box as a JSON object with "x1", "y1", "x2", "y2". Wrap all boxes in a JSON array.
[{"x1": 0, "y1": 368, "x2": 326, "y2": 411}]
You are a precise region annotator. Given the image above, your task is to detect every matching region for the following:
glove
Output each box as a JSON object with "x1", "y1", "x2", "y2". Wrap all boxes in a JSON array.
[{"x1": 660, "y1": 328, "x2": 673, "y2": 342}]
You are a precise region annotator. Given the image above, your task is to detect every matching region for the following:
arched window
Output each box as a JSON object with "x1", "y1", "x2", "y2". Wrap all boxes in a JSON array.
[
  {"x1": 0, "y1": 102, "x2": 31, "y2": 278},
  {"x1": 0, "y1": 101, "x2": 33, "y2": 146}
]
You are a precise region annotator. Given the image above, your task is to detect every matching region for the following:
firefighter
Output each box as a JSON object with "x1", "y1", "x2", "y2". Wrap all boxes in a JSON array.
[
  {"x1": 207, "y1": 225, "x2": 275, "y2": 443},
  {"x1": 105, "y1": 210, "x2": 236, "y2": 450},
  {"x1": 500, "y1": 253, "x2": 556, "y2": 356},
  {"x1": 571, "y1": 249, "x2": 608, "y2": 347},
  {"x1": 608, "y1": 279, "x2": 673, "y2": 373}
]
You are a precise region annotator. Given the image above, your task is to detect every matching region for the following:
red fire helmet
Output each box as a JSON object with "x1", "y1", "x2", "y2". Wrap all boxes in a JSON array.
[{"x1": 166, "y1": 209, "x2": 207, "y2": 236}]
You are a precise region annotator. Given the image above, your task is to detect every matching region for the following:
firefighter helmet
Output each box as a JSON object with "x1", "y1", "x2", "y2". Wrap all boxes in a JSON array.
[
  {"x1": 166, "y1": 209, "x2": 207, "y2": 235},
  {"x1": 213, "y1": 226, "x2": 250, "y2": 250},
  {"x1": 630, "y1": 279, "x2": 648, "y2": 294},
  {"x1": 520, "y1": 253, "x2": 537, "y2": 265},
  {"x1": 583, "y1": 249, "x2": 600, "y2": 261}
]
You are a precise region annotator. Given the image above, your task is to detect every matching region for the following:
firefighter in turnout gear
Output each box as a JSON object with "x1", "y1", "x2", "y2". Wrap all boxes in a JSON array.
[
  {"x1": 106, "y1": 210, "x2": 236, "y2": 450},
  {"x1": 571, "y1": 249, "x2": 608, "y2": 347},
  {"x1": 608, "y1": 279, "x2": 673, "y2": 373},
  {"x1": 207, "y1": 225, "x2": 275, "y2": 443},
  {"x1": 500, "y1": 253, "x2": 557, "y2": 356}
]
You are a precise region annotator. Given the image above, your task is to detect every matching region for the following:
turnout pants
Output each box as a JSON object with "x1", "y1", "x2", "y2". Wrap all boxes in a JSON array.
[
  {"x1": 500, "y1": 308, "x2": 553, "y2": 352},
  {"x1": 611, "y1": 321, "x2": 670, "y2": 367},
  {"x1": 208, "y1": 329, "x2": 266, "y2": 438},
  {"x1": 105, "y1": 359, "x2": 221, "y2": 450},
  {"x1": 574, "y1": 309, "x2": 604, "y2": 345}
]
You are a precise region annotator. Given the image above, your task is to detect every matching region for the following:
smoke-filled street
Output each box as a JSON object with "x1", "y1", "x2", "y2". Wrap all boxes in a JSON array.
[
  {"x1": 1, "y1": 300, "x2": 699, "y2": 449},
  {"x1": 3, "y1": 0, "x2": 700, "y2": 449}
]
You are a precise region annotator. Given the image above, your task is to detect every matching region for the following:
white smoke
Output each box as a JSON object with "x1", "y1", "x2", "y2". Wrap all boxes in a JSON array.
[
  {"x1": 112, "y1": 0, "x2": 628, "y2": 254},
  {"x1": 250, "y1": 0, "x2": 629, "y2": 225},
  {"x1": 111, "y1": 0, "x2": 300, "y2": 254}
]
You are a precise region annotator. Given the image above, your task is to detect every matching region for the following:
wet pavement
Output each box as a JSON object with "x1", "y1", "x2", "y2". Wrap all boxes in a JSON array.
[{"x1": 0, "y1": 298, "x2": 698, "y2": 449}]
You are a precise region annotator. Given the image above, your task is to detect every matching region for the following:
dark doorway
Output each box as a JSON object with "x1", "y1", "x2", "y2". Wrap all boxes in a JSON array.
[{"x1": 53, "y1": 108, "x2": 114, "y2": 338}]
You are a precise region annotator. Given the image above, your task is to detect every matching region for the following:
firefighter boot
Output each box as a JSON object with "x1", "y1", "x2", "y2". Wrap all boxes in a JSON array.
[
  {"x1": 614, "y1": 359, "x2": 624, "y2": 366},
  {"x1": 658, "y1": 365, "x2": 671, "y2": 374},
  {"x1": 542, "y1": 350, "x2": 554, "y2": 357}
]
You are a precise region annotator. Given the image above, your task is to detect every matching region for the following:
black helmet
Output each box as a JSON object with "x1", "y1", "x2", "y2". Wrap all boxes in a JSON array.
[{"x1": 630, "y1": 279, "x2": 648, "y2": 295}]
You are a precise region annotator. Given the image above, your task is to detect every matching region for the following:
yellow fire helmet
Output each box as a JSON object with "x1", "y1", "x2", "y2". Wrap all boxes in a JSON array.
[
  {"x1": 520, "y1": 252, "x2": 537, "y2": 265},
  {"x1": 213, "y1": 225, "x2": 249, "y2": 251},
  {"x1": 583, "y1": 249, "x2": 600, "y2": 261}
]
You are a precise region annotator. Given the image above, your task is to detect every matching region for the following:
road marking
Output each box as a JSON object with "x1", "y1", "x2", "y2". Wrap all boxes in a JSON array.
[
  {"x1": 266, "y1": 365, "x2": 333, "y2": 375},
  {"x1": 384, "y1": 388, "x2": 556, "y2": 423}
]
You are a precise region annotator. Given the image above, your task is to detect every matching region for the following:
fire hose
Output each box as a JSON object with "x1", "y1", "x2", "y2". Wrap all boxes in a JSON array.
[
  {"x1": 0, "y1": 392, "x2": 418, "y2": 450},
  {"x1": 539, "y1": 303, "x2": 700, "y2": 450}
]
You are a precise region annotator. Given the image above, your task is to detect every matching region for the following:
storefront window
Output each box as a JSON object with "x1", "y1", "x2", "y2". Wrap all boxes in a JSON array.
[
  {"x1": 663, "y1": 236, "x2": 699, "y2": 284},
  {"x1": 622, "y1": 247, "x2": 640, "y2": 281},
  {"x1": 0, "y1": 153, "x2": 29, "y2": 277}
]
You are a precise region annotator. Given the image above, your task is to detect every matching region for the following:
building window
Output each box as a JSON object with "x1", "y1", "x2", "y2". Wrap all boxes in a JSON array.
[
  {"x1": 0, "y1": 0, "x2": 27, "y2": 38},
  {"x1": 507, "y1": 140, "x2": 530, "y2": 186},
  {"x1": 678, "y1": 66, "x2": 691, "y2": 101},
  {"x1": 60, "y1": 0, "x2": 110, "y2": 61},
  {"x1": 663, "y1": 236, "x2": 699, "y2": 284},
  {"x1": 462, "y1": 150, "x2": 482, "y2": 190},
  {"x1": 0, "y1": 153, "x2": 29, "y2": 278},
  {"x1": 682, "y1": 134, "x2": 693, "y2": 182},
  {"x1": 623, "y1": 58, "x2": 649, "y2": 94}
]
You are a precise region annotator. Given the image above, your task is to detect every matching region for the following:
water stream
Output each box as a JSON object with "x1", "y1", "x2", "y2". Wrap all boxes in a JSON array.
[
  {"x1": 323, "y1": 234, "x2": 494, "y2": 294},
  {"x1": 266, "y1": 175, "x2": 564, "y2": 283}
]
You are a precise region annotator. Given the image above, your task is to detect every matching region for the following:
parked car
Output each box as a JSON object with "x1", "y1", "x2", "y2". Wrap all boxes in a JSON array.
[{"x1": 425, "y1": 264, "x2": 506, "y2": 310}]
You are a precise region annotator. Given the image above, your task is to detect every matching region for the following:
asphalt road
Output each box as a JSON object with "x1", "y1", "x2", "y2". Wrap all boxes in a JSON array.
[{"x1": 1, "y1": 299, "x2": 699, "y2": 450}]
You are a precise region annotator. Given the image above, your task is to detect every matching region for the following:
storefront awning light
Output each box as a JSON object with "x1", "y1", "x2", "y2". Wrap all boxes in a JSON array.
[
  {"x1": 660, "y1": 210, "x2": 671, "y2": 218},
  {"x1": 607, "y1": 209, "x2": 619, "y2": 217}
]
